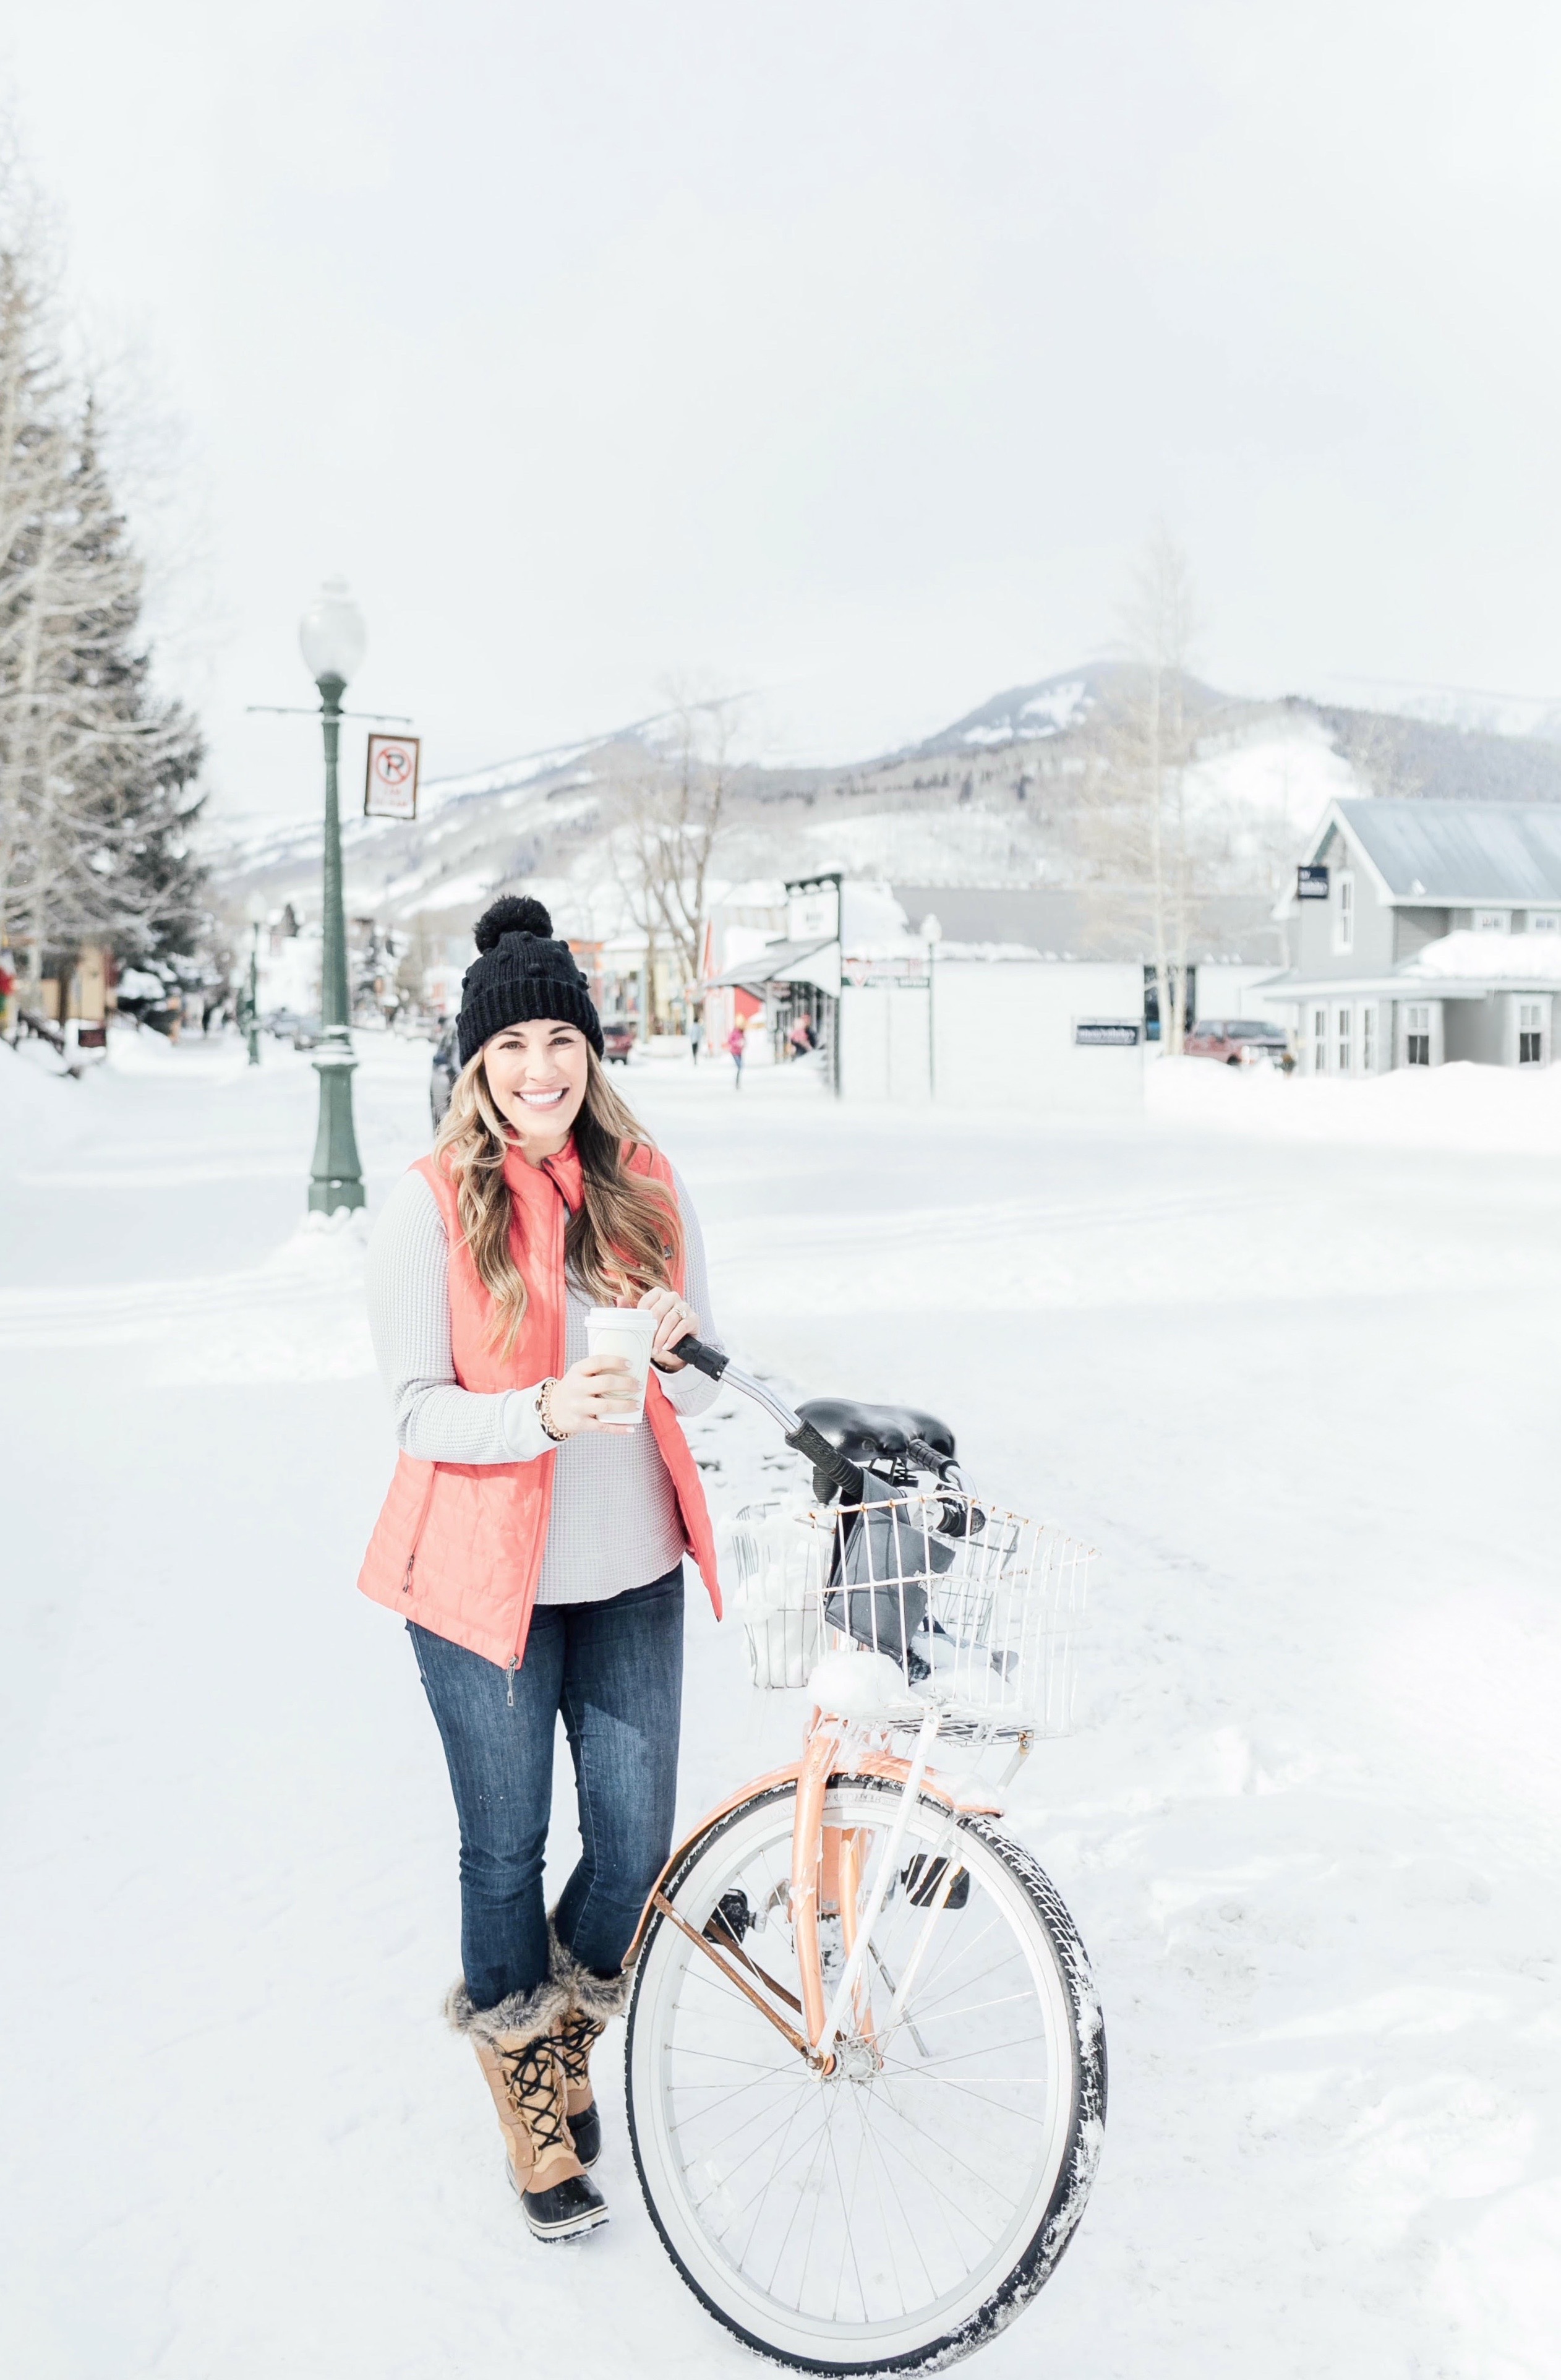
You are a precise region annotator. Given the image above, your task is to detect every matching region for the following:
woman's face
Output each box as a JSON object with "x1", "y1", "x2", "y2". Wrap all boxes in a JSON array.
[{"x1": 482, "y1": 1019, "x2": 591, "y2": 1154}]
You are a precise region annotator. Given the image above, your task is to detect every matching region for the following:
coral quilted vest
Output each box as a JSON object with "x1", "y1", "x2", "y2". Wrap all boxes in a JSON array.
[{"x1": 357, "y1": 1136, "x2": 721, "y2": 1672}]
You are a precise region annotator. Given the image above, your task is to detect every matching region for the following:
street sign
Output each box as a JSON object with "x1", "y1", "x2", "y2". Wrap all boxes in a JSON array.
[
  {"x1": 1074, "y1": 1020, "x2": 1141, "y2": 1046},
  {"x1": 1297, "y1": 863, "x2": 1330, "y2": 899},
  {"x1": 364, "y1": 732, "x2": 421, "y2": 820}
]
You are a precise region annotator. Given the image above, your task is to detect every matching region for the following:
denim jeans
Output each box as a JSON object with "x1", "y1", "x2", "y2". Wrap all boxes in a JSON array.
[{"x1": 409, "y1": 1565, "x2": 685, "y2": 2011}]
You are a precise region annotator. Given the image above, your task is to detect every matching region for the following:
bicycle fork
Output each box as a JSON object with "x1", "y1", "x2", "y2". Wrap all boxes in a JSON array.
[{"x1": 792, "y1": 1703, "x2": 944, "y2": 2065}]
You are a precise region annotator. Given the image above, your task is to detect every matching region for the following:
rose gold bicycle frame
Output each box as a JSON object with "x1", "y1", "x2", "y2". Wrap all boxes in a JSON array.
[{"x1": 628, "y1": 1705, "x2": 1007, "y2": 2071}]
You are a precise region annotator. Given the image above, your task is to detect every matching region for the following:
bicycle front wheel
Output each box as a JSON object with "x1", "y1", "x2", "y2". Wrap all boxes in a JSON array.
[{"x1": 626, "y1": 1777, "x2": 1105, "y2": 2374}]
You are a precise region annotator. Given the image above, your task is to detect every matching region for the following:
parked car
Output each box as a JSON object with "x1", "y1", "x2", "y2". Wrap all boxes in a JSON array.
[
  {"x1": 430, "y1": 1021, "x2": 459, "y2": 1127},
  {"x1": 1185, "y1": 1018, "x2": 1290, "y2": 1067},
  {"x1": 263, "y1": 1006, "x2": 310, "y2": 1041},
  {"x1": 601, "y1": 1018, "x2": 635, "y2": 1066},
  {"x1": 289, "y1": 1015, "x2": 324, "y2": 1051}
]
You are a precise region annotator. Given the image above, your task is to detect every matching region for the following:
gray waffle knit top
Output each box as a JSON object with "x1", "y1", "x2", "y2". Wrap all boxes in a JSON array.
[{"x1": 366, "y1": 1163, "x2": 722, "y2": 1605}]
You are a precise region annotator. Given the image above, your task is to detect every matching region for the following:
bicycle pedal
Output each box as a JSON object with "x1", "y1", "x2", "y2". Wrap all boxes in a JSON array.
[
  {"x1": 901, "y1": 1854, "x2": 970, "y2": 1909},
  {"x1": 704, "y1": 1890, "x2": 755, "y2": 1943}
]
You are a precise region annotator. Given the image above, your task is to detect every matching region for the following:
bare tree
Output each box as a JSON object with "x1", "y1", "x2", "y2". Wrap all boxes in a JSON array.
[
  {"x1": 1076, "y1": 530, "x2": 1201, "y2": 1054},
  {"x1": 609, "y1": 682, "x2": 742, "y2": 1032}
]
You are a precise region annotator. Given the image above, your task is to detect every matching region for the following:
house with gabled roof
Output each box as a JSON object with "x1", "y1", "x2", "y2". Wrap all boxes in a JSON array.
[{"x1": 1262, "y1": 799, "x2": 1561, "y2": 1073}]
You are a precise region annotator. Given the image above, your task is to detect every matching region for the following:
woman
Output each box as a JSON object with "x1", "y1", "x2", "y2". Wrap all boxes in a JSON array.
[{"x1": 360, "y1": 897, "x2": 722, "y2": 2243}]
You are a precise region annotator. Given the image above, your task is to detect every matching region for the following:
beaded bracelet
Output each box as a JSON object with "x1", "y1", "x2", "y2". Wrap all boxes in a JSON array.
[{"x1": 536, "y1": 1378, "x2": 568, "y2": 1443}]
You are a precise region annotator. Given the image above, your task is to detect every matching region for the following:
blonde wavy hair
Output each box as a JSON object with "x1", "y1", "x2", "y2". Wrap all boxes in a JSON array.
[{"x1": 432, "y1": 1042, "x2": 681, "y2": 1352}]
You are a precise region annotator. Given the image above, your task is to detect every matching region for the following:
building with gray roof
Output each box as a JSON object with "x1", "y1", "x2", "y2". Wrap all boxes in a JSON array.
[{"x1": 1262, "y1": 800, "x2": 1561, "y2": 1073}]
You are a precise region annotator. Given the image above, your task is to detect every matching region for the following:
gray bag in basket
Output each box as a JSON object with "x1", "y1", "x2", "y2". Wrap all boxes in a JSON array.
[{"x1": 824, "y1": 1500, "x2": 959, "y2": 1680}]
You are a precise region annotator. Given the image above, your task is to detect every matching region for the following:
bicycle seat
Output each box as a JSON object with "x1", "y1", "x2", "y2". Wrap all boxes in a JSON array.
[{"x1": 795, "y1": 1397, "x2": 956, "y2": 1466}]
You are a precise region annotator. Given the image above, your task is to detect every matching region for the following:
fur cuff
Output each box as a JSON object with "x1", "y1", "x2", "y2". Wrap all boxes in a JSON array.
[
  {"x1": 443, "y1": 1975, "x2": 570, "y2": 2050},
  {"x1": 548, "y1": 1917, "x2": 633, "y2": 2021}
]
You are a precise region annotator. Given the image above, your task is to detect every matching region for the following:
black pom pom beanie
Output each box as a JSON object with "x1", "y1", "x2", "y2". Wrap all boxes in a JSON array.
[{"x1": 457, "y1": 896, "x2": 604, "y2": 1066}]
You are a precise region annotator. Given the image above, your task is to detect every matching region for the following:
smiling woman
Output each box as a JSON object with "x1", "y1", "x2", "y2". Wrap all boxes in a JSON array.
[{"x1": 359, "y1": 895, "x2": 724, "y2": 2245}]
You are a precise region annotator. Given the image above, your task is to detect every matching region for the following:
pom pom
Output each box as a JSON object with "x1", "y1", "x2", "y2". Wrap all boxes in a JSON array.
[{"x1": 473, "y1": 894, "x2": 553, "y2": 952}]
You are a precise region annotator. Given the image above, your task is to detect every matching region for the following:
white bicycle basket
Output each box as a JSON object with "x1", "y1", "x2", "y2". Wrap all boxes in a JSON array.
[
  {"x1": 730, "y1": 1488, "x2": 1092, "y2": 1737},
  {"x1": 727, "y1": 1500, "x2": 826, "y2": 1689}
]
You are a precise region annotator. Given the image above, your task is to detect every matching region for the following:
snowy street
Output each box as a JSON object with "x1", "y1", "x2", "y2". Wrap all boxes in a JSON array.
[{"x1": 2, "y1": 1034, "x2": 1557, "y2": 2378}]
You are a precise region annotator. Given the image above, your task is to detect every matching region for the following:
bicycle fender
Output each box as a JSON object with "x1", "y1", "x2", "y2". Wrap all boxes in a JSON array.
[{"x1": 623, "y1": 1754, "x2": 1004, "y2": 1966}]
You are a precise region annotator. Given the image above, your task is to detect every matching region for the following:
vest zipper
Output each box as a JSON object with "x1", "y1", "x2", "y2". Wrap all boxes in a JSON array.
[{"x1": 401, "y1": 1468, "x2": 438, "y2": 1594}]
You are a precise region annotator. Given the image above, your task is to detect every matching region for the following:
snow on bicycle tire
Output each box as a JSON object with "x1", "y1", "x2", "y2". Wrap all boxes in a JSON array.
[{"x1": 626, "y1": 1776, "x2": 1106, "y2": 2374}]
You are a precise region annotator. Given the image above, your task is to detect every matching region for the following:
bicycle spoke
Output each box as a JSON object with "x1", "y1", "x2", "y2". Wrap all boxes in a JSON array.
[
  {"x1": 861, "y1": 2093, "x2": 1016, "y2": 2249},
  {"x1": 732, "y1": 2066, "x2": 818, "y2": 2273},
  {"x1": 688, "y1": 2084, "x2": 829, "y2": 2216},
  {"x1": 668, "y1": 2070, "x2": 821, "y2": 2162},
  {"x1": 865, "y1": 2081, "x2": 1026, "y2": 2219},
  {"x1": 659, "y1": 2038, "x2": 794, "y2": 2076},
  {"x1": 852, "y1": 2089, "x2": 928, "y2": 2318}
]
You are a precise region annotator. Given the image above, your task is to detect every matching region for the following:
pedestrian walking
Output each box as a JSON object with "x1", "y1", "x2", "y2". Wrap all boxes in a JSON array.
[
  {"x1": 361, "y1": 895, "x2": 723, "y2": 2244},
  {"x1": 725, "y1": 1020, "x2": 745, "y2": 1087},
  {"x1": 690, "y1": 1017, "x2": 703, "y2": 1064}
]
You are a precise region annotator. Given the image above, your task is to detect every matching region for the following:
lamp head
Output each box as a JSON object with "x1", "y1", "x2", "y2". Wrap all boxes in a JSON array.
[
  {"x1": 246, "y1": 891, "x2": 268, "y2": 928},
  {"x1": 299, "y1": 577, "x2": 367, "y2": 688}
]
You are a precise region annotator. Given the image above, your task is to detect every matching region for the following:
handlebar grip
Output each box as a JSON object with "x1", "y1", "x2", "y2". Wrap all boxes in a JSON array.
[
  {"x1": 783, "y1": 1418, "x2": 866, "y2": 1506},
  {"x1": 669, "y1": 1332, "x2": 730, "y2": 1381}
]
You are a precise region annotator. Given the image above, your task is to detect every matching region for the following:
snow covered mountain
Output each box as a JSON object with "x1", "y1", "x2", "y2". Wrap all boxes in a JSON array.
[{"x1": 203, "y1": 668, "x2": 1561, "y2": 948}]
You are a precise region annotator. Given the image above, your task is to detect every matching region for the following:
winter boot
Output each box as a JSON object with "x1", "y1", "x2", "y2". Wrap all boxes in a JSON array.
[
  {"x1": 447, "y1": 1978, "x2": 608, "y2": 2241},
  {"x1": 547, "y1": 1917, "x2": 635, "y2": 2172},
  {"x1": 552, "y1": 2010, "x2": 607, "y2": 2170}
]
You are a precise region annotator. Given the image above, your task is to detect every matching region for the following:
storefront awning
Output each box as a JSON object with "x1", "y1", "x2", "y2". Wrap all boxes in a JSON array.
[{"x1": 703, "y1": 937, "x2": 837, "y2": 993}]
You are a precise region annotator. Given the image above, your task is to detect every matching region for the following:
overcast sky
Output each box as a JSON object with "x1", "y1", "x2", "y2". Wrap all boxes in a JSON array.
[{"x1": 9, "y1": 1, "x2": 1561, "y2": 818}]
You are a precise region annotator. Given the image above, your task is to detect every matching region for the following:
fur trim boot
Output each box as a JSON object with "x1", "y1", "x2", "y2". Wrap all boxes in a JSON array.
[
  {"x1": 552, "y1": 2010, "x2": 607, "y2": 2170},
  {"x1": 445, "y1": 1977, "x2": 607, "y2": 2240},
  {"x1": 547, "y1": 1921, "x2": 634, "y2": 2171}
]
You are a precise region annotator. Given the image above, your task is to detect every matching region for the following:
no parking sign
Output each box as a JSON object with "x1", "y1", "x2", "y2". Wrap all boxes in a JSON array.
[{"x1": 364, "y1": 732, "x2": 421, "y2": 820}]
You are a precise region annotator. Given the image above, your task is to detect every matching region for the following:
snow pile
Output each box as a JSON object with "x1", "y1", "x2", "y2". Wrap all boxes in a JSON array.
[
  {"x1": 1400, "y1": 927, "x2": 1561, "y2": 983},
  {"x1": 1148, "y1": 1050, "x2": 1561, "y2": 1152}
]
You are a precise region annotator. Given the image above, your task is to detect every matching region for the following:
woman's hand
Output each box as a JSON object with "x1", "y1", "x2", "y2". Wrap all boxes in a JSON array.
[
  {"x1": 637, "y1": 1283, "x2": 699, "y2": 1370},
  {"x1": 543, "y1": 1354, "x2": 640, "y2": 1437}
]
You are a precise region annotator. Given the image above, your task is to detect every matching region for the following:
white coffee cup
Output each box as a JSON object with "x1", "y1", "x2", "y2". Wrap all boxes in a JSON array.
[{"x1": 584, "y1": 1306, "x2": 658, "y2": 1427}]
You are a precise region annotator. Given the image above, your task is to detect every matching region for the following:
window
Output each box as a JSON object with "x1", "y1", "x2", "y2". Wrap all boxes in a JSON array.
[
  {"x1": 1472, "y1": 910, "x2": 1510, "y2": 933},
  {"x1": 1531, "y1": 912, "x2": 1561, "y2": 935},
  {"x1": 1312, "y1": 1006, "x2": 1327, "y2": 1073},
  {"x1": 1335, "y1": 872, "x2": 1355, "y2": 953},
  {"x1": 1361, "y1": 1005, "x2": 1375, "y2": 1072},
  {"x1": 1406, "y1": 1004, "x2": 1431, "y2": 1067},
  {"x1": 1336, "y1": 1004, "x2": 1352, "y2": 1073},
  {"x1": 1519, "y1": 1003, "x2": 1544, "y2": 1065}
]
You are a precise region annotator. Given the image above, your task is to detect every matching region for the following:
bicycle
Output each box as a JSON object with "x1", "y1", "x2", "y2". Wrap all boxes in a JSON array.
[{"x1": 622, "y1": 1338, "x2": 1108, "y2": 2374}]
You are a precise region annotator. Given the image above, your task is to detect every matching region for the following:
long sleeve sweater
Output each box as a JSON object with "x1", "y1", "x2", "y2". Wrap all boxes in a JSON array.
[{"x1": 365, "y1": 1165, "x2": 722, "y2": 1605}]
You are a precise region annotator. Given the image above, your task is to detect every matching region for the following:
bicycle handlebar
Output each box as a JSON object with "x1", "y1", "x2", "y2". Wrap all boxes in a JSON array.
[
  {"x1": 669, "y1": 1332, "x2": 729, "y2": 1382},
  {"x1": 670, "y1": 1334, "x2": 868, "y2": 1505}
]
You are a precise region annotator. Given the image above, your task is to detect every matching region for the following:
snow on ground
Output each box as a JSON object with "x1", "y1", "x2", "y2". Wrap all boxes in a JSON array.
[{"x1": 2, "y1": 1030, "x2": 1558, "y2": 2377}]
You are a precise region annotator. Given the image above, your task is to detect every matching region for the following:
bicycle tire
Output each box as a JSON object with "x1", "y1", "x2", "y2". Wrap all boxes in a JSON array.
[{"x1": 627, "y1": 1776, "x2": 1106, "y2": 2374}]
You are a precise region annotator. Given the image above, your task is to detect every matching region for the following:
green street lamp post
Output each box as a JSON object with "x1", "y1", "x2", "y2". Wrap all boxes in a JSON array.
[{"x1": 299, "y1": 578, "x2": 367, "y2": 1214}]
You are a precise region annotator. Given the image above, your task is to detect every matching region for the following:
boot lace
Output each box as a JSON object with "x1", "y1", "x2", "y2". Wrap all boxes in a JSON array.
[
  {"x1": 497, "y1": 2039, "x2": 570, "y2": 2160},
  {"x1": 554, "y1": 2010, "x2": 606, "y2": 2092}
]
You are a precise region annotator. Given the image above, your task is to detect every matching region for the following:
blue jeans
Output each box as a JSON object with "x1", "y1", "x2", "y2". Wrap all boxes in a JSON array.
[{"x1": 409, "y1": 1567, "x2": 685, "y2": 2011}]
